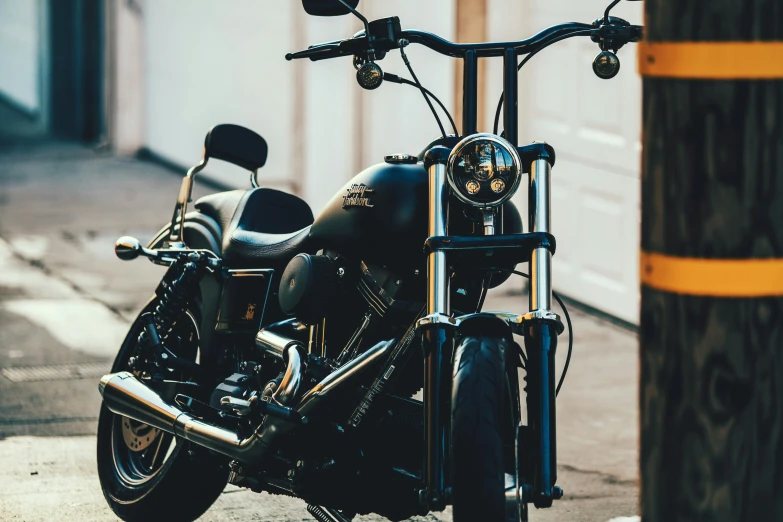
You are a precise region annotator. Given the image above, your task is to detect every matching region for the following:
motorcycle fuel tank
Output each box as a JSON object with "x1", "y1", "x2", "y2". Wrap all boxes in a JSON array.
[{"x1": 309, "y1": 162, "x2": 429, "y2": 273}]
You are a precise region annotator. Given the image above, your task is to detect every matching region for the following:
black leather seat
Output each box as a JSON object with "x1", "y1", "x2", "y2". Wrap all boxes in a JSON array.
[{"x1": 194, "y1": 188, "x2": 314, "y2": 269}]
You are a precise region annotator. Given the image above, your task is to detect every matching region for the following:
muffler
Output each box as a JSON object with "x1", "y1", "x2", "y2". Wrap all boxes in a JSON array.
[
  {"x1": 99, "y1": 338, "x2": 394, "y2": 463},
  {"x1": 100, "y1": 371, "x2": 275, "y2": 461}
]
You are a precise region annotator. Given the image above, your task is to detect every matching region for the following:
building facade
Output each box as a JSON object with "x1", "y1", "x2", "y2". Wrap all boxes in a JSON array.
[{"x1": 0, "y1": 0, "x2": 643, "y2": 323}]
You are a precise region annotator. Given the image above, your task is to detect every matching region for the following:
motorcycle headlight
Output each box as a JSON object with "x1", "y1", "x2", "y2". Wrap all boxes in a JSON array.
[{"x1": 447, "y1": 133, "x2": 522, "y2": 207}]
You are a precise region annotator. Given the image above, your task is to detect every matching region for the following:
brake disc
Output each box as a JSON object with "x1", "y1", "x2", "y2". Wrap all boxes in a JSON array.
[{"x1": 121, "y1": 417, "x2": 161, "y2": 452}]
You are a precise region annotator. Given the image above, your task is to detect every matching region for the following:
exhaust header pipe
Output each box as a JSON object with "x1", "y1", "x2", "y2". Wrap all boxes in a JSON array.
[{"x1": 99, "y1": 339, "x2": 394, "y2": 463}]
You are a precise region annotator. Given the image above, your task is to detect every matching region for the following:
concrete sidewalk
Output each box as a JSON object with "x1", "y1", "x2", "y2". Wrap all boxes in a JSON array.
[{"x1": 0, "y1": 124, "x2": 640, "y2": 521}]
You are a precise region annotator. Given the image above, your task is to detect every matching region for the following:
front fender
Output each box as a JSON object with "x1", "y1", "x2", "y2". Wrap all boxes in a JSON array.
[{"x1": 455, "y1": 312, "x2": 514, "y2": 341}]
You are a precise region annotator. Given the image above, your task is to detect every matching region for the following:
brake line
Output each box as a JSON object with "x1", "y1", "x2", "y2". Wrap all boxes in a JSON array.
[{"x1": 484, "y1": 267, "x2": 573, "y2": 397}]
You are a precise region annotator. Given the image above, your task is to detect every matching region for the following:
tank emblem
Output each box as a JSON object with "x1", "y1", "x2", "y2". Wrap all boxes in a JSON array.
[
  {"x1": 342, "y1": 184, "x2": 375, "y2": 208},
  {"x1": 243, "y1": 303, "x2": 256, "y2": 321}
]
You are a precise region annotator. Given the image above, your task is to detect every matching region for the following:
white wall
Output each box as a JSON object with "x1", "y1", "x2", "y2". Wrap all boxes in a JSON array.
[
  {"x1": 359, "y1": 1, "x2": 456, "y2": 166},
  {"x1": 142, "y1": 0, "x2": 456, "y2": 215},
  {"x1": 111, "y1": 0, "x2": 146, "y2": 155},
  {"x1": 144, "y1": 0, "x2": 299, "y2": 193},
  {"x1": 297, "y1": 11, "x2": 362, "y2": 213},
  {"x1": 0, "y1": 0, "x2": 41, "y2": 113}
]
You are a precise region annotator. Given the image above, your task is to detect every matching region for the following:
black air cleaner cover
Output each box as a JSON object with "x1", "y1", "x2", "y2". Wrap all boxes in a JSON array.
[{"x1": 278, "y1": 253, "x2": 337, "y2": 324}]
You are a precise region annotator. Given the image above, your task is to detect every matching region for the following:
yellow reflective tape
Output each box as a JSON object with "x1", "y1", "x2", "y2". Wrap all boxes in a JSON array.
[
  {"x1": 638, "y1": 42, "x2": 783, "y2": 79},
  {"x1": 640, "y1": 252, "x2": 783, "y2": 297}
]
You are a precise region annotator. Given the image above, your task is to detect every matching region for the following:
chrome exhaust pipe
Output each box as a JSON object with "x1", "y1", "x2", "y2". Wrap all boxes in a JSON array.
[
  {"x1": 99, "y1": 339, "x2": 394, "y2": 463},
  {"x1": 255, "y1": 325, "x2": 305, "y2": 360},
  {"x1": 100, "y1": 372, "x2": 273, "y2": 462}
]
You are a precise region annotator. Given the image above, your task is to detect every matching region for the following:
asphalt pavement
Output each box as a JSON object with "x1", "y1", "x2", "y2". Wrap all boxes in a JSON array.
[{"x1": 0, "y1": 105, "x2": 641, "y2": 521}]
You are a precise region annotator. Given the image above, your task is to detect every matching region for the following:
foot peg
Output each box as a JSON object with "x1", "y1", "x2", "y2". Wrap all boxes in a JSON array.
[
  {"x1": 175, "y1": 394, "x2": 227, "y2": 425},
  {"x1": 220, "y1": 396, "x2": 252, "y2": 416},
  {"x1": 253, "y1": 395, "x2": 309, "y2": 424},
  {"x1": 219, "y1": 395, "x2": 308, "y2": 424}
]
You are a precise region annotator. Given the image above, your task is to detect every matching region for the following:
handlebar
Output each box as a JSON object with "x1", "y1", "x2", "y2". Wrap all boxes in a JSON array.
[
  {"x1": 285, "y1": 20, "x2": 642, "y2": 62},
  {"x1": 404, "y1": 23, "x2": 593, "y2": 58}
]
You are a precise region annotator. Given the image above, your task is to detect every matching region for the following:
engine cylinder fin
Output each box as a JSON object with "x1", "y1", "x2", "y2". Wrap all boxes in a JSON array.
[{"x1": 357, "y1": 277, "x2": 388, "y2": 318}]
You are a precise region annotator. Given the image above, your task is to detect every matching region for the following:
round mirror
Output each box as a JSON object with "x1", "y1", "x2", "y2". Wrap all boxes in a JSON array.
[{"x1": 115, "y1": 236, "x2": 142, "y2": 261}]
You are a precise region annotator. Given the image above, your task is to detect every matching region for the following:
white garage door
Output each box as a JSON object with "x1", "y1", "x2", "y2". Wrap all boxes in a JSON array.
[
  {"x1": 520, "y1": 0, "x2": 643, "y2": 324},
  {"x1": 0, "y1": 0, "x2": 41, "y2": 113}
]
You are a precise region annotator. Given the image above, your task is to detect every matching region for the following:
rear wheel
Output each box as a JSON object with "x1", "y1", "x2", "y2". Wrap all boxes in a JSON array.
[
  {"x1": 451, "y1": 335, "x2": 512, "y2": 522},
  {"x1": 96, "y1": 301, "x2": 228, "y2": 521}
]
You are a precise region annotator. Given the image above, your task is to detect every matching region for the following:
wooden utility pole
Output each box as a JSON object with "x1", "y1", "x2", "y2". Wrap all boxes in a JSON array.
[{"x1": 639, "y1": 1, "x2": 783, "y2": 521}]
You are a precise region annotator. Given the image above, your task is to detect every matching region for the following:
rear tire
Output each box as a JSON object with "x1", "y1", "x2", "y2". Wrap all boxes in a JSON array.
[
  {"x1": 451, "y1": 335, "x2": 509, "y2": 522},
  {"x1": 96, "y1": 301, "x2": 228, "y2": 521}
]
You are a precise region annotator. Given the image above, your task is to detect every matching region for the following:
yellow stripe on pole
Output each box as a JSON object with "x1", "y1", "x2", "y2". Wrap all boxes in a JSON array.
[
  {"x1": 638, "y1": 42, "x2": 783, "y2": 79},
  {"x1": 640, "y1": 252, "x2": 783, "y2": 297}
]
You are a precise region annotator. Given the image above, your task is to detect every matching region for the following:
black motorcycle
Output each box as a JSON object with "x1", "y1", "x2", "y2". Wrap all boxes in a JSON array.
[{"x1": 96, "y1": 1, "x2": 642, "y2": 520}]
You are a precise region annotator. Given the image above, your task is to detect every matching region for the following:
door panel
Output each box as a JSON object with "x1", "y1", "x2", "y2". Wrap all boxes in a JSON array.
[
  {"x1": 522, "y1": 1, "x2": 643, "y2": 323},
  {"x1": 552, "y1": 160, "x2": 640, "y2": 323}
]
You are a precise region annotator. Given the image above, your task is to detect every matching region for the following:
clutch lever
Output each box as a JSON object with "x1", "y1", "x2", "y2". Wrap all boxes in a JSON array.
[
  {"x1": 286, "y1": 43, "x2": 343, "y2": 61},
  {"x1": 286, "y1": 35, "x2": 371, "y2": 62}
]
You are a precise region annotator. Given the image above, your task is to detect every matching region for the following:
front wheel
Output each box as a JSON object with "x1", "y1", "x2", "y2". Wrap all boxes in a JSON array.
[
  {"x1": 451, "y1": 335, "x2": 513, "y2": 522},
  {"x1": 96, "y1": 301, "x2": 228, "y2": 521}
]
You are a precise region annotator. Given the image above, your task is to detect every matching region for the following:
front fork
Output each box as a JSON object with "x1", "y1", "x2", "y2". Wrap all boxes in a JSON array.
[
  {"x1": 525, "y1": 158, "x2": 560, "y2": 508},
  {"x1": 420, "y1": 148, "x2": 452, "y2": 511},
  {"x1": 420, "y1": 149, "x2": 560, "y2": 512}
]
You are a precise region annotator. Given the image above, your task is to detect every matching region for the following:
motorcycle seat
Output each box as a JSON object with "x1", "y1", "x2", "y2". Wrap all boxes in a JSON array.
[{"x1": 194, "y1": 188, "x2": 314, "y2": 269}]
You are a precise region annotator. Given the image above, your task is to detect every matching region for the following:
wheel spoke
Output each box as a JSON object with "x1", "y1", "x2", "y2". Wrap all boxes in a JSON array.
[{"x1": 149, "y1": 432, "x2": 168, "y2": 471}]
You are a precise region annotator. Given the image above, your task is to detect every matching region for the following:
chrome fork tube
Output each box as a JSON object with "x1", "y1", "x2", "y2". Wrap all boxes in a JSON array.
[
  {"x1": 421, "y1": 149, "x2": 453, "y2": 511},
  {"x1": 427, "y1": 162, "x2": 450, "y2": 315},
  {"x1": 529, "y1": 158, "x2": 552, "y2": 311},
  {"x1": 526, "y1": 156, "x2": 559, "y2": 507}
]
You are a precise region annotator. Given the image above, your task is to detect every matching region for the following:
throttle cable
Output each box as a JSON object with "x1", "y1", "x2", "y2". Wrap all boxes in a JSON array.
[
  {"x1": 383, "y1": 73, "x2": 458, "y2": 136},
  {"x1": 398, "y1": 44, "x2": 448, "y2": 138}
]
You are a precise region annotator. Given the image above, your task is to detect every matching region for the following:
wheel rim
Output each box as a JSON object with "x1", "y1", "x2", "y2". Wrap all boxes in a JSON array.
[
  {"x1": 111, "y1": 417, "x2": 175, "y2": 486},
  {"x1": 109, "y1": 310, "x2": 199, "y2": 487}
]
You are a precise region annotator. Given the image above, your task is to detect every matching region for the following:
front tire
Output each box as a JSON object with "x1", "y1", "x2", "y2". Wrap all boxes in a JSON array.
[
  {"x1": 96, "y1": 301, "x2": 228, "y2": 521},
  {"x1": 451, "y1": 335, "x2": 510, "y2": 522}
]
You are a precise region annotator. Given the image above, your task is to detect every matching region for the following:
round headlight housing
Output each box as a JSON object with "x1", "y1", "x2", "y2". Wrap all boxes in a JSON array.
[{"x1": 447, "y1": 133, "x2": 522, "y2": 207}]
